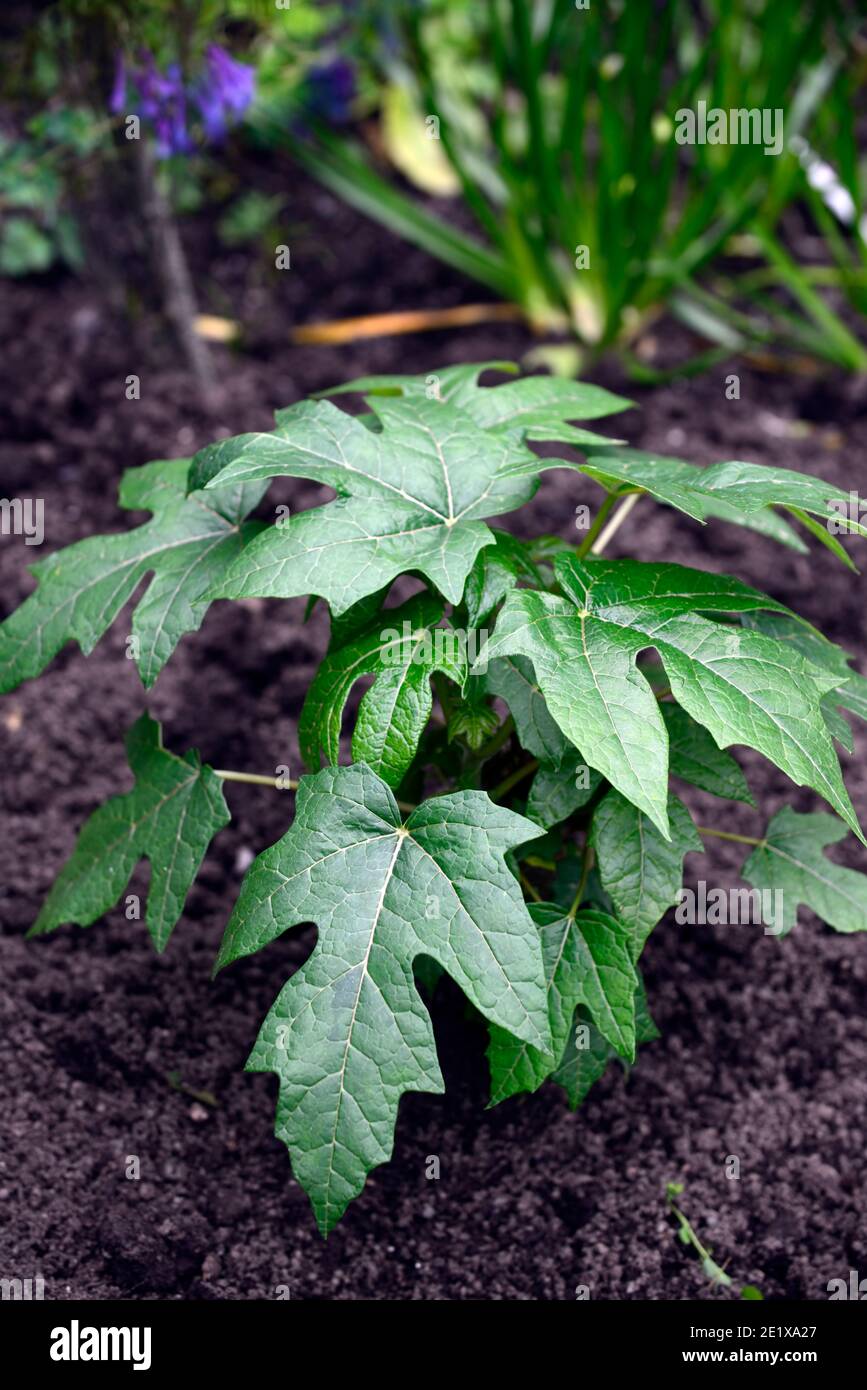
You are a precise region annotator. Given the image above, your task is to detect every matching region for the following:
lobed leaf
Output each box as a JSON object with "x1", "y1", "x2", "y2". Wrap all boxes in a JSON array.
[
  {"x1": 488, "y1": 904, "x2": 638, "y2": 1106},
  {"x1": 215, "y1": 763, "x2": 550, "y2": 1234},
  {"x1": 742, "y1": 807, "x2": 867, "y2": 937},
  {"x1": 582, "y1": 447, "x2": 867, "y2": 553},
  {"x1": 477, "y1": 555, "x2": 863, "y2": 843},
  {"x1": 199, "y1": 395, "x2": 539, "y2": 613},
  {"x1": 550, "y1": 979, "x2": 660, "y2": 1111},
  {"x1": 0, "y1": 459, "x2": 266, "y2": 691},
  {"x1": 662, "y1": 703, "x2": 754, "y2": 805},
  {"x1": 591, "y1": 789, "x2": 702, "y2": 962},
  {"x1": 29, "y1": 714, "x2": 229, "y2": 951},
  {"x1": 299, "y1": 593, "x2": 466, "y2": 788}
]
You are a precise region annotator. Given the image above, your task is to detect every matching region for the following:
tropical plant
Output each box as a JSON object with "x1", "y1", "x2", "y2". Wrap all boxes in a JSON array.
[{"x1": 4, "y1": 363, "x2": 867, "y2": 1234}]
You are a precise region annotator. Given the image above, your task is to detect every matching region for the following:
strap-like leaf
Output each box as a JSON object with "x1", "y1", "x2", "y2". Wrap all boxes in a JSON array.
[
  {"x1": 0, "y1": 460, "x2": 266, "y2": 691},
  {"x1": 29, "y1": 714, "x2": 229, "y2": 951},
  {"x1": 215, "y1": 763, "x2": 550, "y2": 1234}
]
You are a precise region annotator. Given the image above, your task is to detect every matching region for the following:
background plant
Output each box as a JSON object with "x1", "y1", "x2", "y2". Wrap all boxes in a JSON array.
[
  {"x1": 3, "y1": 364, "x2": 867, "y2": 1234},
  {"x1": 271, "y1": 0, "x2": 867, "y2": 370}
]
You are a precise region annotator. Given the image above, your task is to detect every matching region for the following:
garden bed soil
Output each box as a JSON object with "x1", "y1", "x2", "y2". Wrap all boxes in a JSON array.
[{"x1": 1, "y1": 172, "x2": 867, "y2": 1300}]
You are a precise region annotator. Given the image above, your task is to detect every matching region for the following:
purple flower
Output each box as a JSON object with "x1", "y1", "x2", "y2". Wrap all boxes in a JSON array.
[
  {"x1": 195, "y1": 45, "x2": 256, "y2": 142},
  {"x1": 304, "y1": 59, "x2": 355, "y2": 124},
  {"x1": 109, "y1": 44, "x2": 253, "y2": 158},
  {"x1": 205, "y1": 45, "x2": 256, "y2": 117},
  {"x1": 109, "y1": 55, "x2": 127, "y2": 115}
]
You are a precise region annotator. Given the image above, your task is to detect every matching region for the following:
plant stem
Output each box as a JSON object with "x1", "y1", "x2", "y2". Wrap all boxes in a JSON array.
[
  {"x1": 489, "y1": 758, "x2": 540, "y2": 802},
  {"x1": 134, "y1": 137, "x2": 216, "y2": 408},
  {"x1": 576, "y1": 491, "x2": 619, "y2": 558},
  {"x1": 592, "y1": 491, "x2": 642, "y2": 555},
  {"x1": 214, "y1": 769, "x2": 290, "y2": 788},
  {"x1": 695, "y1": 825, "x2": 765, "y2": 847},
  {"x1": 214, "y1": 768, "x2": 416, "y2": 815},
  {"x1": 568, "y1": 844, "x2": 594, "y2": 919},
  {"x1": 477, "y1": 715, "x2": 515, "y2": 761},
  {"x1": 519, "y1": 870, "x2": 542, "y2": 903}
]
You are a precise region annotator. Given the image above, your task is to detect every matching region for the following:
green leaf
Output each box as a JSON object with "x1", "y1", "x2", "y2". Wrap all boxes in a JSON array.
[
  {"x1": 549, "y1": 1011, "x2": 613, "y2": 1109},
  {"x1": 550, "y1": 976, "x2": 659, "y2": 1111},
  {"x1": 0, "y1": 459, "x2": 266, "y2": 692},
  {"x1": 462, "y1": 376, "x2": 630, "y2": 446},
  {"x1": 321, "y1": 364, "x2": 630, "y2": 447},
  {"x1": 299, "y1": 594, "x2": 466, "y2": 788},
  {"x1": 742, "y1": 807, "x2": 867, "y2": 937},
  {"x1": 446, "y1": 682, "x2": 500, "y2": 752},
  {"x1": 319, "y1": 361, "x2": 520, "y2": 405},
  {"x1": 583, "y1": 447, "x2": 867, "y2": 549},
  {"x1": 488, "y1": 903, "x2": 638, "y2": 1105},
  {"x1": 463, "y1": 528, "x2": 542, "y2": 628},
  {"x1": 741, "y1": 612, "x2": 867, "y2": 746},
  {"x1": 482, "y1": 653, "x2": 570, "y2": 764},
  {"x1": 29, "y1": 714, "x2": 229, "y2": 951},
  {"x1": 591, "y1": 790, "x2": 702, "y2": 962},
  {"x1": 526, "y1": 758, "x2": 602, "y2": 829},
  {"x1": 478, "y1": 554, "x2": 862, "y2": 843},
  {"x1": 215, "y1": 763, "x2": 550, "y2": 1234},
  {"x1": 662, "y1": 702, "x2": 755, "y2": 805},
  {"x1": 198, "y1": 395, "x2": 538, "y2": 614}
]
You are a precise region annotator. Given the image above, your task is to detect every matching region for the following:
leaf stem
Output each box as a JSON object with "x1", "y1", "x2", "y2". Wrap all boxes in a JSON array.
[
  {"x1": 489, "y1": 758, "x2": 540, "y2": 802},
  {"x1": 519, "y1": 870, "x2": 542, "y2": 903},
  {"x1": 477, "y1": 715, "x2": 515, "y2": 761},
  {"x1": 214, "y1": 769, "x2": 290, "y2": 788},
  {"x1": 696, "y1": 824, "x2": 765, "y2": 847},
  {"x1": 576, "y1": 491, "x2": 619, "y2": 558},
  {"x1": 591, "y1": 491, "x2": 642, "y2": 556},
  {"x1": 215, "y1": 767, "x2": 417, "y2": 816},
  {"x1": 568, "y1": 844, "x2": 594, "y2": 919}
]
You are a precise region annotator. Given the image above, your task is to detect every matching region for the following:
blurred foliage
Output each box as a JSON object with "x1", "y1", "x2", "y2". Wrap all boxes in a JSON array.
[
  {"x1": 272, "y1": 0, "x2": 867, "y2": 371},
  {"x1": 0, "y1": 0, "x2": 357, "y2": 273}
]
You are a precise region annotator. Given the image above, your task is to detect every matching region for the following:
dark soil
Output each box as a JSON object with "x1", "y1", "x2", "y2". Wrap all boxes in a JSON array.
[{"x1": 2, "y1": 171, "x2": 867, "y2": 1301}]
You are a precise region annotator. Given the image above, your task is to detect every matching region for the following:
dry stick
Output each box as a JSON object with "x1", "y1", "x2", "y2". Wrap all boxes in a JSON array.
[
  {"x1": 134, "y1": 138, "x2": 216, "y2": 407},
  {"x1": 290, "y1": 301, "x2": 524, "y2": 346}
]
